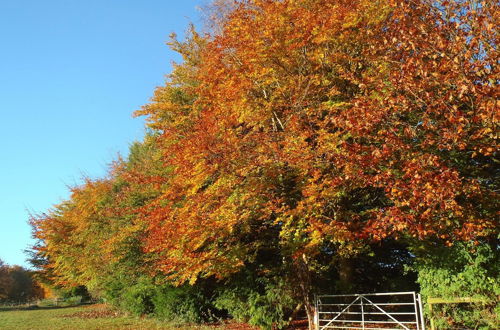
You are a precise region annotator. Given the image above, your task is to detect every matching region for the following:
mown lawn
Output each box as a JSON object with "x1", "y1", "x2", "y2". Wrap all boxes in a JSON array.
[{"x1": 0, "y1": 304, "x2": 233, "y2": 330}]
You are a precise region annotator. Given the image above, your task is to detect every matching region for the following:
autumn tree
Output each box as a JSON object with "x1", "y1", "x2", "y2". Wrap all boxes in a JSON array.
[
  {"x1": 0, "y1": 259, "x2": 13, "y2": 301},
  {"x1": 29, "y1": 0, "x2": 497, "y2": 328},
  {"x1": 0, "y1": 260, "x2": 45, "y2": 303},
  {"x1": 29, "y1": 136, "x2": 165, "y2": 296},
  {"x1": 137, "y1": 0, "x2": 498, "y2": 327}
]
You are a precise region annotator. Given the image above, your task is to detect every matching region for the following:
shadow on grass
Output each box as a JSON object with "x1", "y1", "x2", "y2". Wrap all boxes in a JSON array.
[{"x1": 0, "y1": 303, "x2": 93, "y2": 312}]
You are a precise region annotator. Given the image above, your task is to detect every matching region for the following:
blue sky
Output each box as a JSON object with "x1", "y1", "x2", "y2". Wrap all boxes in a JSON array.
[{"x1": 0, "y1": 0, "x2": 203, "y2": 267}]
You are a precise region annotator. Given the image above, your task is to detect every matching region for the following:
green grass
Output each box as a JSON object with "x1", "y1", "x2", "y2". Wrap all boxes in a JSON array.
[{"x1": 0, "y1": 304, "x2": 219, "y2": 330}]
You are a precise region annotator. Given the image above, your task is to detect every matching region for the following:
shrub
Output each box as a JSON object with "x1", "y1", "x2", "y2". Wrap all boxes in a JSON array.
[
  {"x1": 214, "y1": 277, "x2": 294, "y2": 330},
  {"x1": 61, "y1": 285, "x2": 90, "y2": 301},
  {"x1": 412, "y1": 241, "x2": 499, "y2": 329},
  {"x1": 152, "y1": 285, "x2": 214, "y2": 324},
  {"x1": 119, "y1": 278, "x2": 156, "y2": 316},
  {"x1": 105, "y1": 276, "x2": 216, "y2": 323}
]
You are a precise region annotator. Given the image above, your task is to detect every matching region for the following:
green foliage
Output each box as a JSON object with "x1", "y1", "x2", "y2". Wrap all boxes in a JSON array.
[
  {"x1": 412, "y1": 240, "x2": 499, "y2": 329},
  {"x1": 60, "y1": 286, "x2": 90, "y2": 301},
  {"x1": 101, "y1": 273, "x2": 130, "y2": 306},
  {"x1": 119, "y1": 278, "x2": 155, "y2": 316},
  {"x1": 214, "y1": 277, "x2": 295, "y2": 330},
  {"x1": 105, "y1": 276, "x2": 215, "y2": 324},
  {"x1": 152, "y1": 284, "x2": 214, "y2": 324}
]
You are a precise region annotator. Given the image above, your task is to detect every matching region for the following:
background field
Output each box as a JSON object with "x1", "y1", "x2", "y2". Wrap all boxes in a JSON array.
[{"x1": 0, "y1": 304, "x2": 250, "y2": 330}]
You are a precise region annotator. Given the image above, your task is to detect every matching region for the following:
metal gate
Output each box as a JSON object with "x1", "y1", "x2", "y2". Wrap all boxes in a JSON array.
[{"x1": 315, "y1": 292, "x2": 425, "y2": 330}]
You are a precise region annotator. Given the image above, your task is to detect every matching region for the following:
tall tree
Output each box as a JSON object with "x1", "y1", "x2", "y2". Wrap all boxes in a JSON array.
[
  {"x1": 29, "y1": 137, "x2": 164, "y2": 295},
  {"x1": 28, "y1": 1, "x2": 497, "y2": 328},
  {"x1": 137, "y1": 1, "x2": 498, "y2": 327}
]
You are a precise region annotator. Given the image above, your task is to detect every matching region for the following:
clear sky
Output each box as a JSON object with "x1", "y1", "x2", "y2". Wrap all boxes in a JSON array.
[{"x1": 0, "y1": 0, "x2": 203, "y2": 267}]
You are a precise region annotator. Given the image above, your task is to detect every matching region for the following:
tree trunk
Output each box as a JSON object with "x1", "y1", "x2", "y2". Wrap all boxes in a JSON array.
[
  {"x1": 337, "y1": 256, "x2": 354, "y2": 293},
  {"x1": 295, "y1": 254, "x2": 317, "y2": 330},
  {"x1": 304, "y1": 300, "x2": 316, "y2": 330}
]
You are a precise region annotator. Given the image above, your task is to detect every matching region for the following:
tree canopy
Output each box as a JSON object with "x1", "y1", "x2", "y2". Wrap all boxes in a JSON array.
[{"x1": 29, "y1": 1, "x2": 498, "y2": 328}]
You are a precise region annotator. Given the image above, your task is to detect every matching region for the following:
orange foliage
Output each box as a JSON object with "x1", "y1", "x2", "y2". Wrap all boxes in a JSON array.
[{"x1": 137, "y1": 0, "x2": 498, "y2": 284}]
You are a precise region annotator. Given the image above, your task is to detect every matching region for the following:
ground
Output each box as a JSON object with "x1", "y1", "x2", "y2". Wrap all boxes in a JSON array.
[{"x1": 0, "y1": 304, "x2": 260, "y2": 330}]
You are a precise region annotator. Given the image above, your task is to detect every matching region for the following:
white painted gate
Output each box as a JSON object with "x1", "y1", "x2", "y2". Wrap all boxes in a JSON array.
[{"x1": 315, "y1": 292, "x2": 425, "y2": 330}]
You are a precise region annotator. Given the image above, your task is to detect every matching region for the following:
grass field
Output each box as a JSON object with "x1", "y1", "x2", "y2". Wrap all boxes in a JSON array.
[{"x1": 0, "y1": 304, "x2": 248, "y2": 330}]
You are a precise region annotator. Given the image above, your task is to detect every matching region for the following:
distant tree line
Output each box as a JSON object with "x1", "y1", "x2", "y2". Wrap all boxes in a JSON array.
[{"x1": 0, "y1": 259, "x2": 45, "y2": 303}]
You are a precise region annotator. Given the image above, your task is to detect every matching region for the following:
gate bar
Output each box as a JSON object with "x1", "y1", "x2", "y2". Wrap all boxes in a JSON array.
[
  {"x1": 321, "y1": 296, "x2": 361, "y2": 329},
  {"x1": 417, "y1": 294, "x2": 426, "y2": 330},
  {"x1": 317, "y1": 291, "x2": 425, "y2": 330},
  {"x1": 413, "y1": 292, "x2": 420, "y2": 330},
  {"x1": 318, "y1": 292, "x2": 416, "y2": 297},
  {"x1": 360, "y1": 296, "x2": 411, "y2": 330}
]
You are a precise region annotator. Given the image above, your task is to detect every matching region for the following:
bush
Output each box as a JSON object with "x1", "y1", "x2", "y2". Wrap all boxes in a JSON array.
[
  {"x1": 61, "y1": 285, "x2": 90, "y2": 301},
  {"x1": 119, "y1": 278, "x2": 156, "y2": 316},
  {"x1": 105, "y1": 276, "x2": 216, "y2": 323},
  {"x1": 214, "y1": 277, "x2": 294, "y2": 330},
  {"x1": 412, "y1": 241, "x2": 499, "y2": 329},
  {"x1": 152, "y1": 285, "x2": 214, "y2": 324}
]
